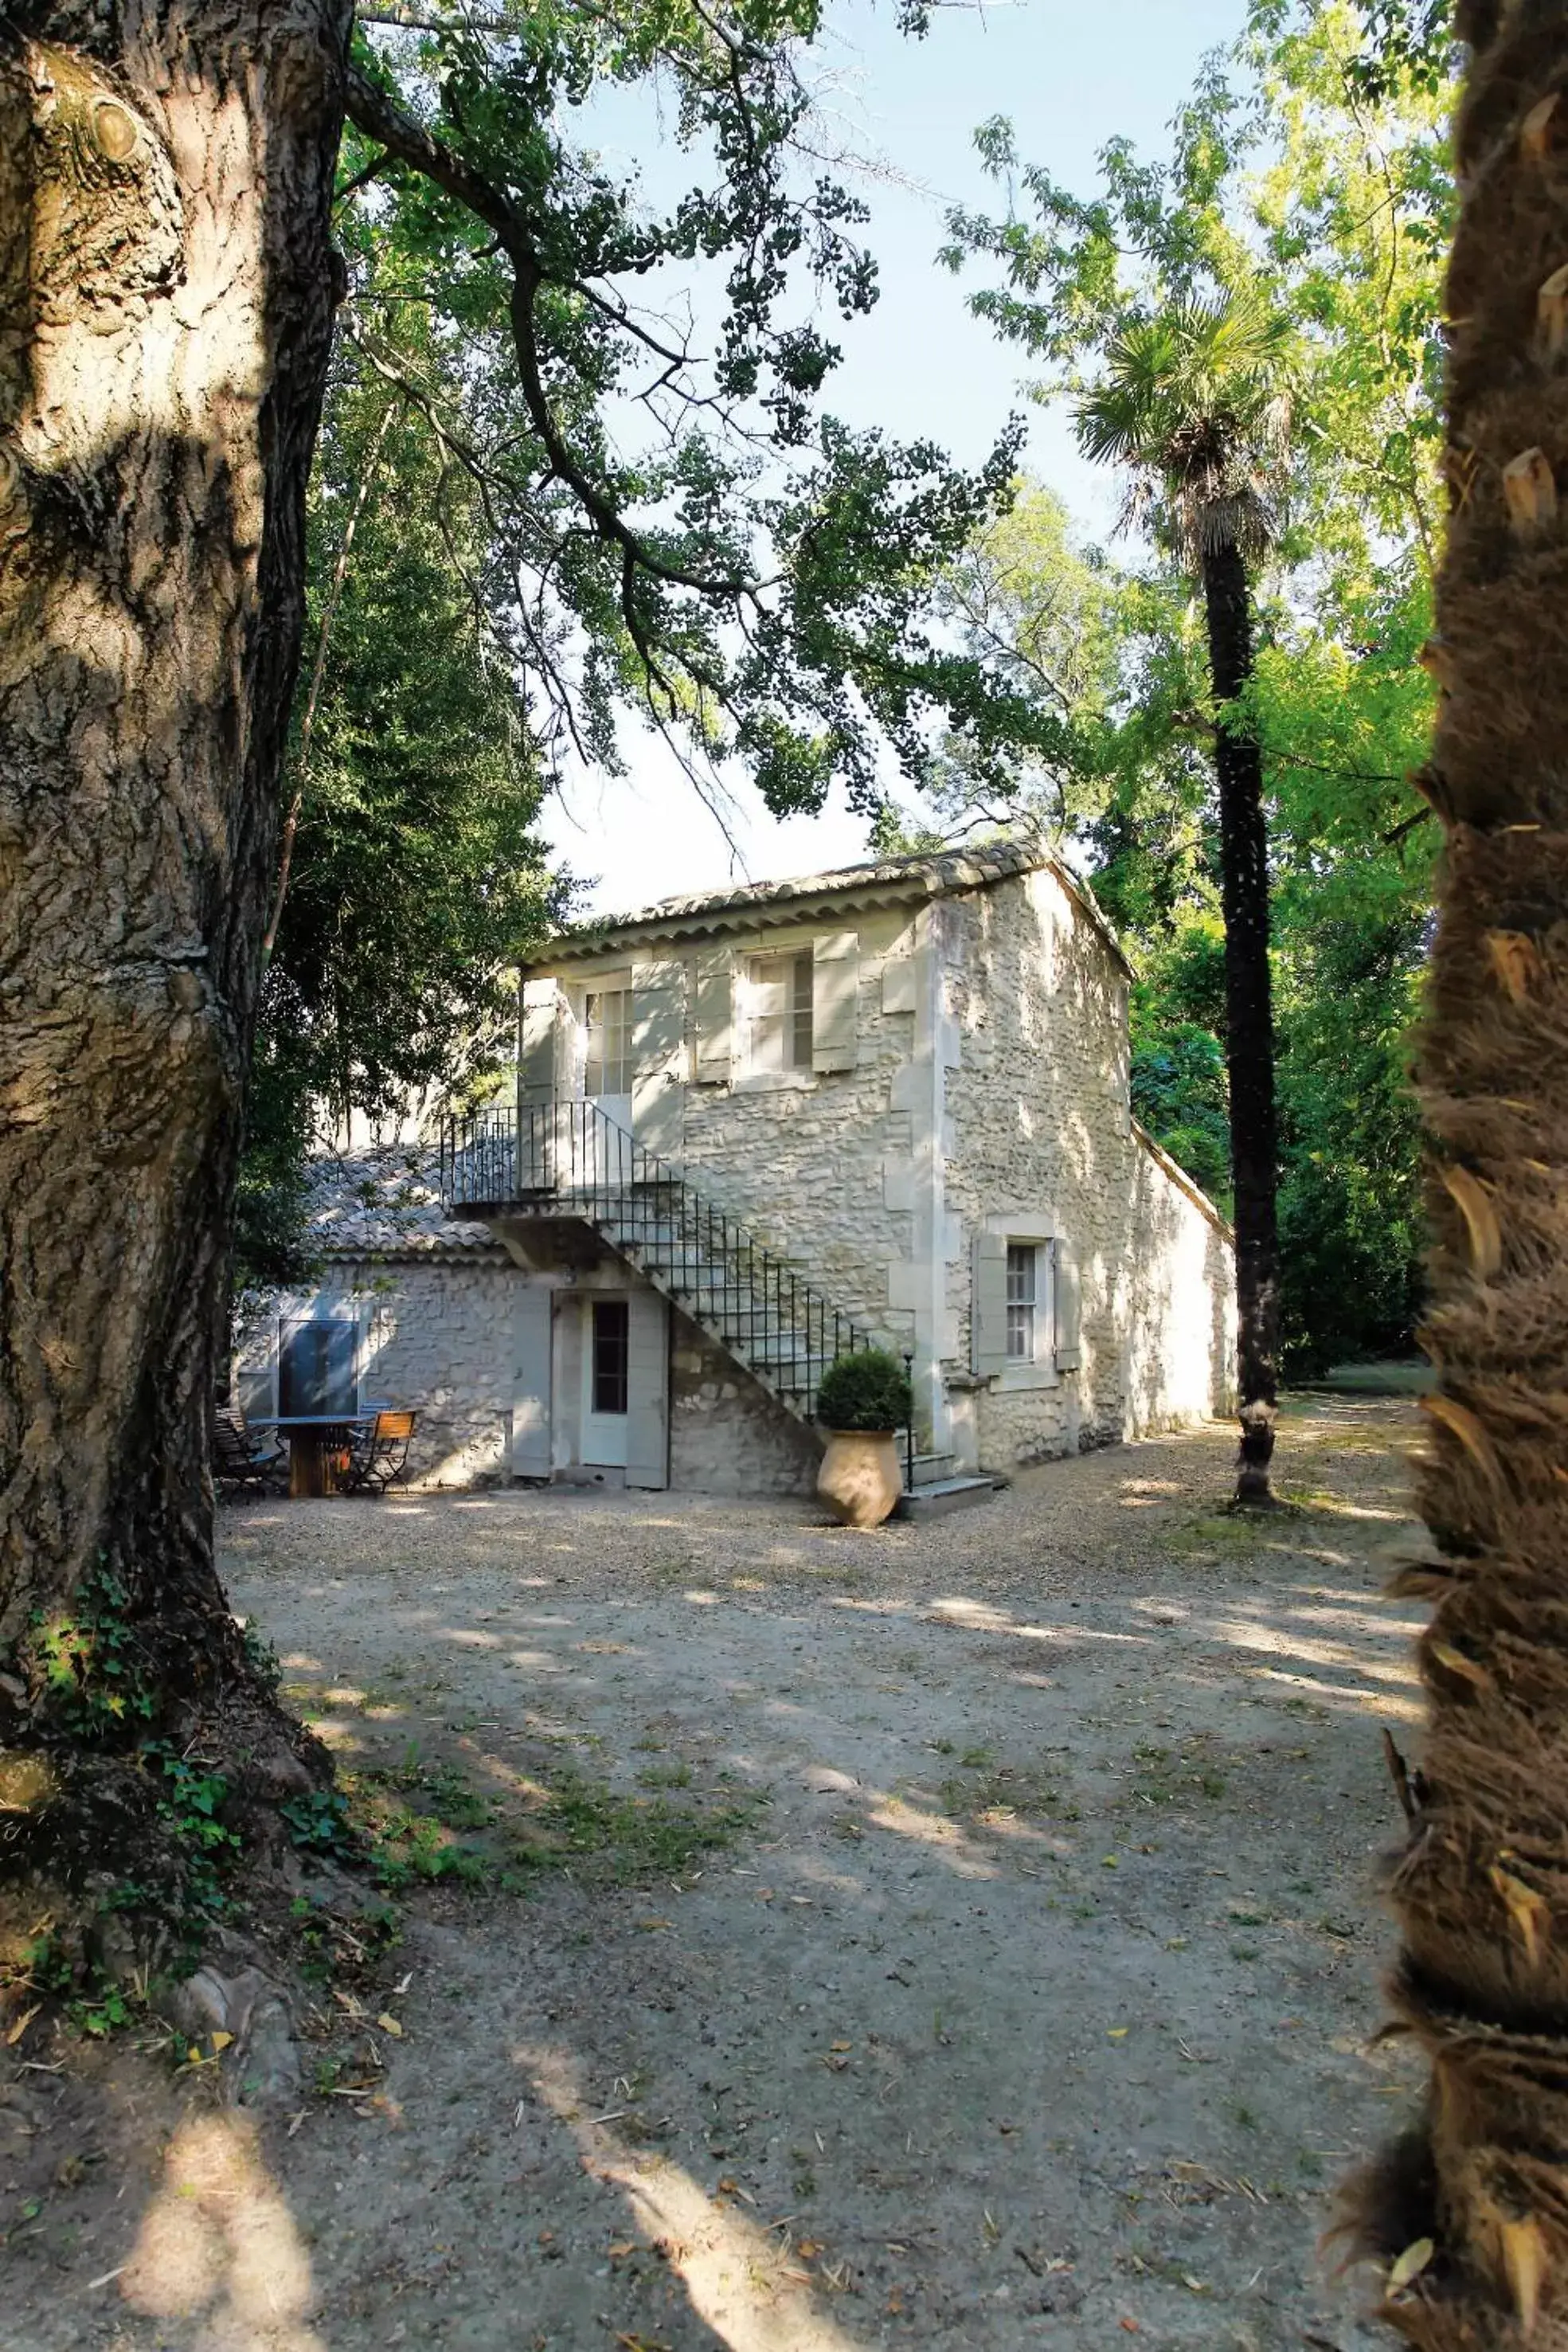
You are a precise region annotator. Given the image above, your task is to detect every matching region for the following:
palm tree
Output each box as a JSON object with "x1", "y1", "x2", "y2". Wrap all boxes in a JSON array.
[
  {"x1": 1077, "y1": 294, "x2": 1292, "y2": 1509},
  {"x1": 1339, "y1": 7, "x2": 1568, "y2": 2341}
]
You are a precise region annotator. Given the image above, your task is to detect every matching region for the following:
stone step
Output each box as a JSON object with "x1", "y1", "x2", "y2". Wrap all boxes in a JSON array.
[
  {"x1": 893, "y1": 1475, "x2": 1004, "y2": 1522},
  {"x1": 911, "y1": 1450, "x2": 959, "y2": 1488}
]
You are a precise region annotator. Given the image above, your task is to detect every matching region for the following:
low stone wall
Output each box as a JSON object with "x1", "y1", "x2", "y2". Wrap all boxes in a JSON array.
[{"x1": 1125, "y1": 1129, "x2": 1236, "y2": 1437}]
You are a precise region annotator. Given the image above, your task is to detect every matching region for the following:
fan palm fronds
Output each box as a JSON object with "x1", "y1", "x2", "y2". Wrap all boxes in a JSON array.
[{"x1": 1074, "y1": 293, "x2": 1292, "y2": 565}]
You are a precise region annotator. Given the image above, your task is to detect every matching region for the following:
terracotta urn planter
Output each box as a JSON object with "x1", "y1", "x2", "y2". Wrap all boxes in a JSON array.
[{"x1": 817, "y1": 1428, "x2": 902, "y2": 1529}]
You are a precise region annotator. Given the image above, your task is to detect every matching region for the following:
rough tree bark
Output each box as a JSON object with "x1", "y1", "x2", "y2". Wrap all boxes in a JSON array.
[
  {"x1": 1342, "y1": 5, "x2": 1568, "y2": 2344},
  {"x1": 0, "y1": 2, "x2": 350, "y2": 1885},
  {"x1": 1199, "y1": 535, "x2": 1281, "y2": 1509}
]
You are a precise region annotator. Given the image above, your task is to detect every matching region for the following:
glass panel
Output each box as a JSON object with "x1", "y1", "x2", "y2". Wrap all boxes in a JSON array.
[
  {"x1": 592, "y1": 1300, "x2": 630, "y2": 1415},
  {"x1": 585, "y1": 988, "x2": 632, "y2": 1096},
  {"x1": 750, "y1": 953, "x2": 814, "y2": 1070},
  {"x1": 1005, "y1": 1245, "x2": 1037, "y2": 1364},
  {"x1": 792, "y1": 953, "x2": 814, "y2": 1067},
  {"x1": 280, "y1": 1321, "x2": 355, "y2": 1416}
]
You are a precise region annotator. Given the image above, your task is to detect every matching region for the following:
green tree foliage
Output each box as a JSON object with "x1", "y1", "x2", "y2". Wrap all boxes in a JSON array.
[
  {"x1": 331, "y1": 0, "x2": 1054, "y2": 814},
  {"x1": 930, "y1": 0, "x2": 1447, "y2": 1375},
  {"x1": 240, "y1": 0, "x2": 1072, "y2": 1289},
  {"x1": 913, "y1": 483, "x2": 1125, "y2": 838},
  {"x1": 234, "y1": 323, "x2": 565, "y2": 1292}
]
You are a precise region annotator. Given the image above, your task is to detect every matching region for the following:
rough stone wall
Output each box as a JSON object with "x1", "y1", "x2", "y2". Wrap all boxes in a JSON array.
[
  {"x1": 1128, "y1": 1136, "x2": 1237, "y2": 1436},
  {"x1": 235, "y1": 1247, "x2": 828, "y2": 1497},
  {"x1": 942, "y1": 869, "x2": 1234, "y2": 1470},
  {"x1": 673, "y1": 906, "x2": 917, "y2": 1352},
  {"x1": 233, "y1": 1254, "x2": 521, "y2": 1488},
  {"x1": 669, "y1": 1310, "x2": 823, "y2": 1496}
]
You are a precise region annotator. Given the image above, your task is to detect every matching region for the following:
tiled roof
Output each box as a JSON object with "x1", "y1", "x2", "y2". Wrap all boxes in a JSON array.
[
  {"x1": 529, "y1": 834, "x2": 1132, "y2": 975},
  {"x1": 300, "y1": 1145, "x2": 502, "y2": 1260}
]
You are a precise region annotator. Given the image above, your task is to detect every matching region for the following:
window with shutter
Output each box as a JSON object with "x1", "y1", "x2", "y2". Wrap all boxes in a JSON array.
[
  {"x1": 630, "y1": 958, "x2": 686, "y2": 1154},
  {"x1": 972, "y1": 1233, "x2": 1009, "y2": 1378},
  {"x1": 746, "y1": 951, "x2": 813, "y2": 1070},
  {"x1": 519, "y1": 978, "x2": 562, "y2": 1106},
  {"x1": 585, "y1": 987, "x2": 633, "y2": 1097},
  {"x1": 1054, "y1": 1240, "x2": 1082, "y2": 1371},
  {"x1": 1006, "y1": 1243, "x2": 1039, "y2": 1363},
  {"x1": 811, "y1": 930, "x2": 858, "y2": 1072},
  {"x1": 694, "y1": 950, "x2": 733, "y2": 1082},
  {"x1": 975, "y1": 1223, "x2": 1069, "y2": 1385}
]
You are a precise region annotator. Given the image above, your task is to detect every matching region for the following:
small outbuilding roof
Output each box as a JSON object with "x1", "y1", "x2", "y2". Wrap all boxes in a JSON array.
[
  {"x1": 299, "y1": 1146, "x2": 506, "y2": 1262},
  {"x1": 526, "y1": 835, "x2": 1132, "y2": 977}
]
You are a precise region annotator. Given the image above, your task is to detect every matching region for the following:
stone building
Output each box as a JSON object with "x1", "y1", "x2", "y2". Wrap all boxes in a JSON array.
[{"x1": 234, "y1": 840, "x2": 1234, "y2": 1494}]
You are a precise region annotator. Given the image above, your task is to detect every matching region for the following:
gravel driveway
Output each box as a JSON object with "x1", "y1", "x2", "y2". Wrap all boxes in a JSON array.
[{"x1": 8, "y1": 1396, "x2": 1420, "y2": 2350}]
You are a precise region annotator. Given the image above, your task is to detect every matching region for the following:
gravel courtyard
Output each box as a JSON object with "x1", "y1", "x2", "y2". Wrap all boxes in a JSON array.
[{"x1": 7, "y1": 1395, "x2": 1424, "y2": 2351}]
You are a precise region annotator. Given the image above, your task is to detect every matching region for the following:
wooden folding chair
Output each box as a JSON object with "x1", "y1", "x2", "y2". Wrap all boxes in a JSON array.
[{"x1": 344, "y1": 1410, "x2": 417, "y2": 1496}]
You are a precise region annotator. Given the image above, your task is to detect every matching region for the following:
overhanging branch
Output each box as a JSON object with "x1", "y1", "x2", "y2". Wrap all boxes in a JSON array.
[
  {"x1": 342, "y1": 64, "x2": 758, "y2": 615},
  {"x1": 358, "y1": 6, "x2": 522, "y2": 31}
]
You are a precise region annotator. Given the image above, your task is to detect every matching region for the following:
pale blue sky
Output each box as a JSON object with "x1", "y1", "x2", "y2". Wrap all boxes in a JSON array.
[{"x1": 544, "y1": 0, "x2": 1245, "y2": 914}]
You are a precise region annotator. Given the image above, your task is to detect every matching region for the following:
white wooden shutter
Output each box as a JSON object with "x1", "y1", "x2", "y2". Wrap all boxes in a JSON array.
[
  {"x1": 1054, "y1": 1239, "x2": 1082, "y2": 1371},
  {"x1": 811, "y1": 930, "x2": 859, "y2": 1073},
  {"x1": 519, "y1": 977, "x2": 561, "y2": 1108},
  {"x1": 972, "y1": 1232, "x2": 1008, "y2": 1378},
  {"x1": 624, "y1": 1289, "x2": 669, "y2": 1490},
  {"x1": 631, "y1": 958, "x2": 686, "y2": 1156},
  {"x1": 510, "y1": 1285, "x2": 553, "y2": 1477},
  {"x1": 693, "y1": 949, "x2": 733, "y2": 1083}
]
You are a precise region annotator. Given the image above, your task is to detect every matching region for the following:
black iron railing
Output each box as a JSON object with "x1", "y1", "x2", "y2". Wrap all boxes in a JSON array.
[{"x1": 440, "y1": 1098, "x2": 878, "y2": 1419}]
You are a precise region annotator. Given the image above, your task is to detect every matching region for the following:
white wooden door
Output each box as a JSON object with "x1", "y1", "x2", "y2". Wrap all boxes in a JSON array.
[{"x1": 581, "y1": 1295, "x2": 631, "y2": 1467}]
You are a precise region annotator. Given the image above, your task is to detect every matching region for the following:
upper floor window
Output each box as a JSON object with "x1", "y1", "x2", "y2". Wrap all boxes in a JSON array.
[
  {"x1": 1006, "y1": 1243, "x2": 1042, "y2": 1364},
  {"x1": 747, "y1": 952, "x2": 813, "y2": 1072},
  {"x1": 585, "y1": 987, "x2": 632, "y2": 1097}
]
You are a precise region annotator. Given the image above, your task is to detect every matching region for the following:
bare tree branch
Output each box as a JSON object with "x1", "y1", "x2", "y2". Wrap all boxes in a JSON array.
[{"x1": 343, "y1": 63, "x2": 759, "y2": 608}]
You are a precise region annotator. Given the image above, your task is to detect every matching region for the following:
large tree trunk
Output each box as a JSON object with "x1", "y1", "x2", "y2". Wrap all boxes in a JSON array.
[
  {"x1": 1341, "y1": 6, "x2": 1568, "y2": 2344},
  {"x1": 0, "y1": 3, "x2": 349, "y2": 1877},
  {"x1": 1199, "y1": 535, "x2": 1281, "y2": 1508}
]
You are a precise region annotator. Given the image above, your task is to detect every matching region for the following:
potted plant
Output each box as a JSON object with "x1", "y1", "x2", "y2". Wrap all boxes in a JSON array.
[{"x1": 814, "y1": 1349, "x2": 913, "y2": 1529}]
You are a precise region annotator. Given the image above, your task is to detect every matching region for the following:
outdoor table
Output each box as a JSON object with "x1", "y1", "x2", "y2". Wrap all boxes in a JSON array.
[{"x1": 251, "y1": 1414, "x2": 370, "y2": 1500}]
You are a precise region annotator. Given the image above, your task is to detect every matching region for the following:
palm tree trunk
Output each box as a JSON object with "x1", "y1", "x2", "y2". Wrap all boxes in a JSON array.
[
  {"x1": 1339, "y1": 8, "x2": 1568, "y2": 2342},
  {"x1": 1199, "y1": 536, "x2": 1281, "y2": 1508}
]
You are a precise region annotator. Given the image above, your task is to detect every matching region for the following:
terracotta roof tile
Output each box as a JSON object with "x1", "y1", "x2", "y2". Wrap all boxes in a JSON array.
[{"x1": 300, "y1": 1145, "x2": 502, "y2": 1259}]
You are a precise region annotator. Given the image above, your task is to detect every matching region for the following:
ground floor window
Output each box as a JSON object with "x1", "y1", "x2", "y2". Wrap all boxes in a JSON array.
[
  {"x1": 592, "y1": 1298, "x2": 630, "y2": 1415},
  {"x1": 279, "y1": 1319, "x2": 356, "y2": 1417},
  {"x1": 1006, "y1": 1243, "x2": 1044, "y2": 1364}
]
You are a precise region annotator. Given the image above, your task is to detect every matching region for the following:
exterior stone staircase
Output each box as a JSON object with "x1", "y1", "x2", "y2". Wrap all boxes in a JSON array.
[{"x1": 440, "y1": 1098, "x2": 888, "y2": 1431}]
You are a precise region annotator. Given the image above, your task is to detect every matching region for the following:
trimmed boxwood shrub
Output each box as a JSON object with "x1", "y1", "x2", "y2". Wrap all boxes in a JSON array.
[{"x1": 815, "y1": 1348, "x2": 912, "y2": 1433}]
